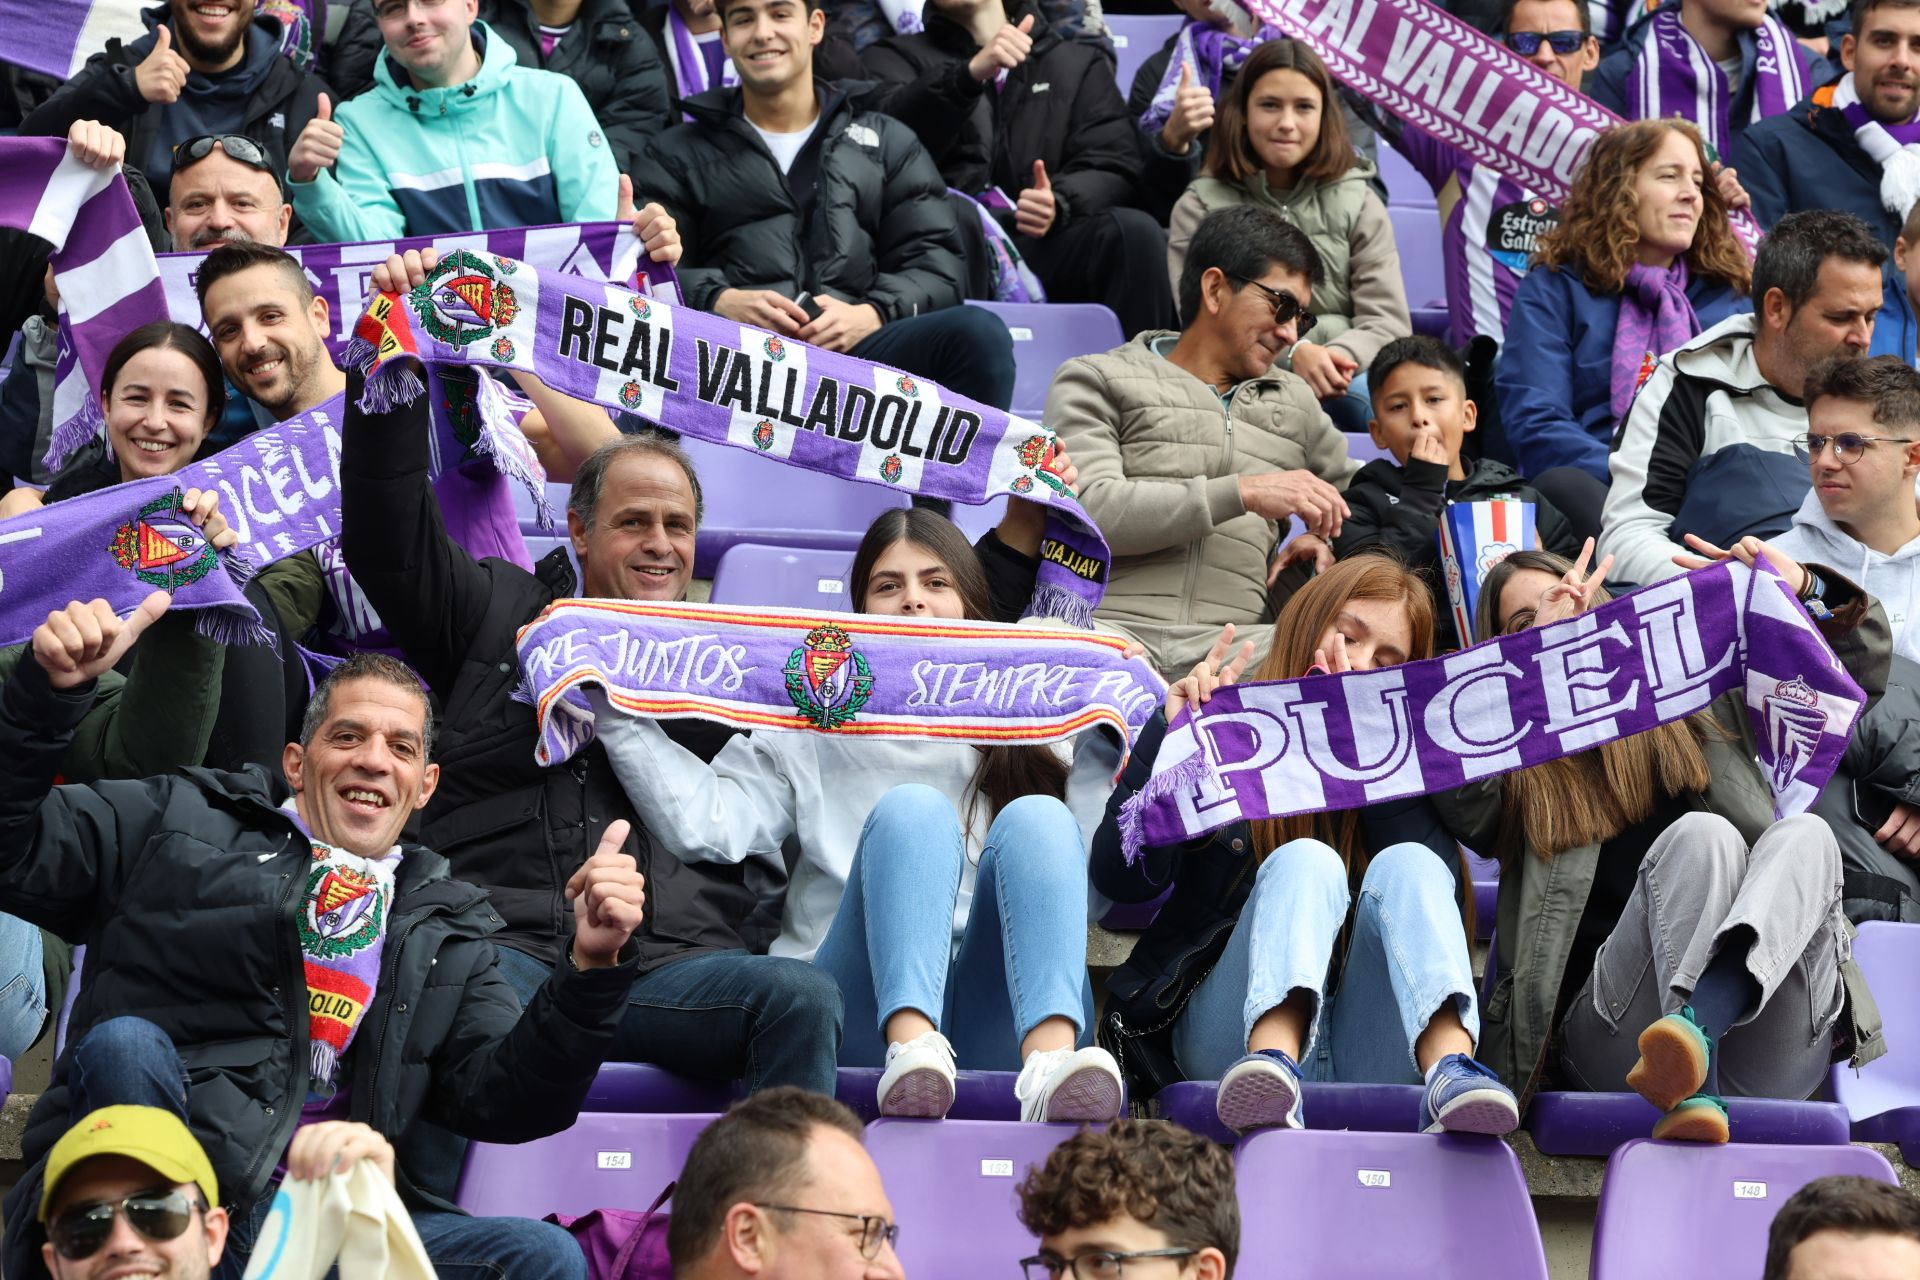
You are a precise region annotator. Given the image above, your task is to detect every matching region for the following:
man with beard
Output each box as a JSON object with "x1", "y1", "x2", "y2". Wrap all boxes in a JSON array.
[
  {"x1": 1735, "y1": 0, "x2": 1920, "y2": 247},
  {"x1": 19, "y1": 0, "x2": 330, "y2": 210}
]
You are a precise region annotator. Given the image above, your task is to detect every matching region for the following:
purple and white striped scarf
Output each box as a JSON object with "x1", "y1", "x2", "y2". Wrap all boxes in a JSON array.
[
  {"x1": 1833, "y1": 72, "x2": 1920, "y2": 219},
  {"x1": 1120, "y1": 559, "x2": 1865, "y2": 860},
  {"x1": 664, "y1": 7, "x2": 737, "y2": 114},
  {"x1": 1138, "y1": 17, "x2": 1275, "y2": 133},
  {"x1": 0, "y1": 0, "x2": 316, "y2": 78},
  {"x1": 515, "y1": 599, "x2": 1165, "y2": 767},
  {"x1": 351, "y1": 256, "x2": 1112, "y2": 625},
  {"x1": 1628, "y1": 9, "x2": 1805, "y2": 163}
]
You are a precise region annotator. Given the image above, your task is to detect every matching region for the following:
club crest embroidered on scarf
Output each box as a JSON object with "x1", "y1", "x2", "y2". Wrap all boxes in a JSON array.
[
  {"x1": 108, "y1": 490, "x2": 216, "y2": 590},
  {"x1": 880, "y1": 454, "x2": 903, "y2": 484},
  {"x1": 784, "y1": 625, "x2": 874, "y2": 729},
  {"x1": 753, "y1": 420, "x2": 776, "y2": 450},
  {"x1": 298, "y1": 856, "x2": 388, "y2": 960},
  {"x1": 1764, "y1": 677, "x2": 1828, "y2": 793},
  {"x1": 409, "y1": 249, "x2": 519, "y2": 349}
]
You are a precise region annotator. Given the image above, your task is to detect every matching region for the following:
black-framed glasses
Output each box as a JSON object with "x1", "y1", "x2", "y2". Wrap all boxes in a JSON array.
[
  {"x1": 755, "y1": 1203, "x2": 900, "y2": 1259},
  {"x1": 1228, "y1": 275, "x2": 1317, "y2": 335},
  {"x1": 1502, "y1": 29, "x2": 1588, "y2": 55},
  {"x1": 1020, "y1": 1247, "x2": 1201, "y2": 1278},
  {"x1": 48, "y1": 1189, "x2": 204, "y2": 1261},
  {"x1": 1793, "y1": 431, "x2": 1915, "y2": 465},
  {"x1": 172, "y1": 134, "x2": 273, "y2": 173}
]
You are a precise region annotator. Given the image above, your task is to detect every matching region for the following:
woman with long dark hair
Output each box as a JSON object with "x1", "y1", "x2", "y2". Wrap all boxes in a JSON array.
[
  {"x1": 594, "y1": 506, "x2": 1127, "y2": 1124},
  {"x1": 1095, "y1": 554, "x2": 1518, "y2": 1137}
]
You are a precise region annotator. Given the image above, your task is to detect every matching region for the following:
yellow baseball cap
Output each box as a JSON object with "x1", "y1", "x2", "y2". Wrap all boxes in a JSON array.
[{"x1": 39, "y1": 1106, "x2": 219, "y2": 1222}]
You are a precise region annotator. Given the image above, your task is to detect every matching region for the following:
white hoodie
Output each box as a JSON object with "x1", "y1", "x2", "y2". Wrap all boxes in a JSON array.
[
  {"x1": 592, "y1": 692, "x2": 1122, "y2": 961},
  {"x1": 1772, "y1": 488, "x2": 1920, "y2": 665}
]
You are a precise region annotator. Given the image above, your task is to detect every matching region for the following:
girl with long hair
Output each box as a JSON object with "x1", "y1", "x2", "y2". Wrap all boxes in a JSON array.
[
  {"x1": 1460, "y1": 537, "x2": 1886, "y2": 1141},
  {"x1": 1094, "y1": 554, "x2": 1519, "y2": 1136},
  {"x1": 1497, "y1": 120, "x2": 1752, "y2": 532},
  {"x1": 1166, "y1": 39, "x2": 1411, "y2": 434},
  {"x1": 592, "y1": 505, "x2": 1129, "y2": 1124}
]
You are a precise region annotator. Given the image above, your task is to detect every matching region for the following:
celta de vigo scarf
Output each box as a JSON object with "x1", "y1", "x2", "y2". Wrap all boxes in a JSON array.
[{"x1": 1119, "y1": 560, "x2": 1865, "y2": 862}]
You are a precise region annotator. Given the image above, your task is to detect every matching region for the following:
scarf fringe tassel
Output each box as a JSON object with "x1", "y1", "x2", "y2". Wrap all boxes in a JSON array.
[
  {"x1": 43, "y1": 393, "x2": 103, "y2": 475},
  {"x1": 1116, "y1": 748, "x2": 1215, "y2": 866}
]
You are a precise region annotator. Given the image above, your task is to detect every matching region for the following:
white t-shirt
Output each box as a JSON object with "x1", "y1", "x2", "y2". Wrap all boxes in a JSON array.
[
  {"x1": 1717, "y1": 51, "x2": 1744, "y2": 101},
  {"x1": 750, "y1": 116, "x2": 821, "y2": 174}
]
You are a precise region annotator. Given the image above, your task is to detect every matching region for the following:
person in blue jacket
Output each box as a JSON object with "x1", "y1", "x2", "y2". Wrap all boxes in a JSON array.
[
  {"x1": 1873, "y1": 202, "x2": 1920, "y2": 364},
  {"x1": 1497, "y1": 119, "x2": 1751, "y2": 533}
]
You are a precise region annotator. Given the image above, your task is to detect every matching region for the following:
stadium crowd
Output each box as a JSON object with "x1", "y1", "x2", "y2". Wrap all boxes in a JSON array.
[{"x1": 2, "y1": 0, "x2": 1920, "y2": 1273}]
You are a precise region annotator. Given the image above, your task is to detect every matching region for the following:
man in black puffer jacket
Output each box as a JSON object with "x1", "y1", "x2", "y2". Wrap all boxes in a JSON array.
[
  {"x1": 630, "y1": 0, "x2": 1016, "y2": 412},
  {"x1": 481, "y1": 0, "x2": 673, "y2": 178},
  {"x1": 863, "y1": 0, "x2": 1172, "y2": 336},
  {"x1": 0, "y1": 617, "x2": 648, "y2": 1280},
  {"x1": 20, "y1": 0, "x2": 330, "y2": 211}
]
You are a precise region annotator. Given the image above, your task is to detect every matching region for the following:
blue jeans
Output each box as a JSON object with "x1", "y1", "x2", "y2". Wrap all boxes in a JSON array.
[
  {"x1": 850, "y1": 306, "x2": 1016, "y2": 411},
  {"x1": 812, "y1": 784, "x2": 1095, "y2": 1070},
  {"x1": 491, "y1": 946, "x2": 842, "y2": 1094},
  {"x1": 0, "y1": 912, "x2": 45, "y2": 1059},
  {"x1": 1173, "y1": 840, "x2": 1477, "y2": 1083},
  {"x1": 1322, "y1": 371, "x2": 1373, "y2": 435}
]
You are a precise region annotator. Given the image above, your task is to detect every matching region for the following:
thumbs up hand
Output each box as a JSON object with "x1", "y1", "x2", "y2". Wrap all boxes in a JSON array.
[
  {"x1": 288, "y1": 92, "x2": 344, "y2": 183},
  {"x1": 618, "y1": 174, "x2": 683, "y2": 267},
  {"x1": 134, "y1": 24, "x2": 190, "y2": 104},
  {"x1": 969, "y1": 13, "x2": 1034, "y2": 82},
  {"x1": 1161, "y1": 61, "x2": 1216, "y2": 153},
  {"x1": 1015, "y1": 158, "x2": 1056, "y2": 238}
]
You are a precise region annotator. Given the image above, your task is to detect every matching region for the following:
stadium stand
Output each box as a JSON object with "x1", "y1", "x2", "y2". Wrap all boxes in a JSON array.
[
  {"x1": 1830, "y1": 923, "x2": 1920, "y2": 1167},
  {"x1": 967, "y1": 300, "x2": 1126, "y2": 421},
  {"x1": 456, "y1": 1111, "x2": 716, "y2": 1220},
  {"x1": 1101, "y1": 14, "x2": 1185, "y2": 106}
]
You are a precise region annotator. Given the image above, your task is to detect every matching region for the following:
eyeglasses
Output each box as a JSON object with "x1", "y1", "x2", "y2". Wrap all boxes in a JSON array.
[
  {"x1": 48, "y1": 1189, "x2": 204, "y2": 1261},
  {"x1": 1792, "y1": 432, "x2": 1914, "y2": 465},
  {"x1": 1228, "y1": 275, "x2": 1317, "y2": 335},
  {"x1": 1020, "y1": 1248, "x2": 1201, "y2": 1278},
  {"x1": 755, "y1": 1204, "x2": 900, "y2": 1259},
  {"x1": 172, "y1": 134, "x2": 273, "y2": 173},
  {"x1": 1502, "y1": 29, "x2": 1589, "y2": 55}
]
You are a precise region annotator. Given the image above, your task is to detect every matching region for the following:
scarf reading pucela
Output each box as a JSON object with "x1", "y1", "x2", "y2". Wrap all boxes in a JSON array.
[
  {"x1": 1834, "y1": 73, "x2": 1920, "y2": 220},
  {"x1": 1627, "y1": 9, "x2": 1804, "y2": 163}
]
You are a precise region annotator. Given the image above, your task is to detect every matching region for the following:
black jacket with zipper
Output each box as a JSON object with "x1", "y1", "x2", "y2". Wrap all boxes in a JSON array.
[
  {"x1": 481, "y1": 0, "x2": 671, "y2": 177},
  {"x1": 629, "y1": 81, "x2": 965, "y2": 317},
  {"x1": 0, "y1": 658, "x2": 638, "y2": 1221}
]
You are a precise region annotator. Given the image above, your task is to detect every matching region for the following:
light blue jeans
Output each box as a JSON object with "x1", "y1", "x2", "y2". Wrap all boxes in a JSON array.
[
  {"x1": 813, "y1": 783, "x2": 1096, "y2": 1071},
  {"x1": 1173, "y1": 838, "x2": 1477, "y2": 1083},
  {"x1": 0, "y1": 913, "x2": 44, "y2": 1061}
]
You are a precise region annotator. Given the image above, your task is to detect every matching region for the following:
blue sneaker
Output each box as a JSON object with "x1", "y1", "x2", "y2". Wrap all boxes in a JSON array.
[
  {"x1": 1216, "y1": 1048, "x2": 1306, "y2": 1134},
  {"x1": 1420, "y1": 1054, "x2": 1520, "y2": 1135}
]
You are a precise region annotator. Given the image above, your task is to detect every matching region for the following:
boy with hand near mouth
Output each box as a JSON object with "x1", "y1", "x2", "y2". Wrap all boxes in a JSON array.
[{"x1": 1325, "y1": 335, "x2": 1579, "y2": 649}]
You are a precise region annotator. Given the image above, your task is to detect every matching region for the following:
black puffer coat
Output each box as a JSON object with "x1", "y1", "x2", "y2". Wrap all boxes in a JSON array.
[
  {"x1": 481, "y1": 0, "x2": 671, "y2": 177},
  {"x1": 1814, "y1": 654, "x2": 1920, "y2": 923},
  {"x1": 630, "y1": 81, "x2": 965, "y2": 318}
]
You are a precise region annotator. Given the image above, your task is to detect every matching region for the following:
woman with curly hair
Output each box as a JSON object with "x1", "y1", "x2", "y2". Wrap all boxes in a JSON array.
[{"x1": 1497, "y1": 119, "x2": 1751, "y2": 535}]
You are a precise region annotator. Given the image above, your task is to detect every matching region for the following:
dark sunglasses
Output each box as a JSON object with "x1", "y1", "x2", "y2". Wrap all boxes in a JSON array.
[
  {"x1": 49, "y1": 1189, "x2": 204, "y2": 1261},
  {"x1": 1229, "y1": 275, "x2": 1317, "y2": 335},
  {"x1": 172, "y1": 134, "x2": 274, "y2": 173},
  {"x1": 1502, "y1": 29, "x2": 1589, "y2": 55}
]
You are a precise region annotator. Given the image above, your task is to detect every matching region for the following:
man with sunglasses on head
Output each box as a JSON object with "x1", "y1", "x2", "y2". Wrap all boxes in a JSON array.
[
  {"x1": 37, "y1": 1106, "x2": 227, "y2": 1280},
  {"x1": 1049, "y1": 203, "x2": 1358, "y2": 677}
]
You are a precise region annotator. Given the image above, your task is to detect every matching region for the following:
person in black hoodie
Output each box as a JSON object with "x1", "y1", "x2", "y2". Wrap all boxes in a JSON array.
[
  {"x1": 1329, "y1": 336, "x2": 1579, "y2": 650},
  {"x1": 861, "y1": 0, "x2": 1173, "y2": 335},
  {"x1": 629, "y1": 0, "x2": 1016, "y2": 411},
  {"x1": 20, "y1": 0, "x2": 330, "y2": 210}
]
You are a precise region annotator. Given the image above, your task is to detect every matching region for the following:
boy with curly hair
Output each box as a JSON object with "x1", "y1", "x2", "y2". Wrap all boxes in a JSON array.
[{"x1": 1014, "y1": 1119, "x2": 1236, "y2": 1279}]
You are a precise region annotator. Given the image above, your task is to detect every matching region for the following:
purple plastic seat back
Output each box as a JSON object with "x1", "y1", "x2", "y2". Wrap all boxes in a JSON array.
[
  {"x1": 54, "y1": 943, "x2": 83, "y2": 1059},
  {"x1": 1236, "y1": 1129, "x2": 1548, "y2": 1278},
  {"x1": 865, "y1": 1118, "x2": 1079, "y2": 1275},
  {"x1": 1526, "y1": 1092, "x2": 1851, "y2": 1158},
  {"x1": 1343, "y1": 432, "x2": 1393, "y2": 466},
  {"x1": 1101, "y1": 15, "x2": 1186, "y2": 112},
  {"x1": 455, "y1": 1112, "x2": 717, "y2": 1220},
  {"x1": 964, "y1": 301, "x2": 1125, "y2": 422},
  {"x1": 1099, "y1": 885, "x2": 1173, "y2": 931},
  {"x1": 709, "y1": 543, "x2": 854, "y2": 610},
  {"x1": 0, "y1": 1056, "x2": 11, "y2": 1106},
  {"x1": 1590, "y1": 1139, "x2": 1898, "y2": 1280},
  {"x1": 1389, "y1": 205, "x2": 1450, "y2": 337},
  {"x1": 677, "y1": 437, "x2": 911, "y2": 577},
  {"x1": 584, "y1": 1064, "x2": 736, "y2": 1113},
  {"x1": 836, "y1": 1069, "x2": 1022, "y2": 1123},
  {"x1": 1463, "y1": 846, "x2": 1499, "y2": 940},
  {"x1": 1829, "y1": 922, "x2": 1920, "y2": 1162},
  {"x1": 1379, "y1": 144, "x2": 1438, "y2": 210},
  {"x1": 1156, "y1": 1081, "x2": 1424, "y2": 1146}
]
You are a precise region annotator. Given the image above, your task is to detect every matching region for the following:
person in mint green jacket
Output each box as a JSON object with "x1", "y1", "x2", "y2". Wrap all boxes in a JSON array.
[{"x1": 286, "y1": 8, "x2": 618, "y2": 240}]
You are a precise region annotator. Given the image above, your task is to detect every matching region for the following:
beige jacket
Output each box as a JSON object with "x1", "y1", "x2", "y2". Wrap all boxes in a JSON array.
[
  {"x1": 1049, "y1": 333, "x2": 1359, "y2": 675},
  {"x1": 1167, "y1": 162, "x2": 1410, "y2": 370}
]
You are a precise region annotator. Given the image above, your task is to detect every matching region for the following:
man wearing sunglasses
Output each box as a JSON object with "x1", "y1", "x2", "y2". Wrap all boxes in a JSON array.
[{"x1": 38, "y1": 1106, "x2": 228, "y2": 1280}]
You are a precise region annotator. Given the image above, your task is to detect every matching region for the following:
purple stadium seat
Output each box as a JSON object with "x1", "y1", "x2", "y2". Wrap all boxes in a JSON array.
[
  {"x1": 1343, "y1": 432, "x2": 1392, "y2": 465},
  {"x1": 1378, "y1": 144, "x2": 1438, "y2": 210},
  {"x1": 0, "y1": 1056, "x2": 9, "y2": 1107},
  {"x1": 54, "y1": 944, "x2": 83, "y2": 1059},
  {"x1": 866, "y1": 1118, "x2": 1081, "y2": 1274},
  {"x1": 1389, "y1": 205, "x2": 1450, "y2": 338},
  {"x1": 836, "y1": 1069, "x2": 1024, "y2": 1123},
  {"x1": 1526, "y1": 1092, "x2": 1852, "y2": 1158},
  {"x1": 1100, "y1": 885, "x2": 1173, "y2": 931},
  {"x1": 1102, "y1": 14, "x2": 1186, "y2": 101},
  {"x1": 945, "y1": 495, "x2": 1010, "y2": 544},
  {"x1": 1156, "y1": 1081, "x2": 1424, "y2": 1145},
  {"x1": 511, "y1": 479, "x2": 572, "y2": 535},
  {"x1": 455, "y1": 1112, "x2": 716, "y2": 1219},
  {"x1": 1236, "y1": 1129, "x2": 1549, "y2": 1277},
  {"x1": 965, "y1": 301, "x2": 1126, "y2": 422},
  {"x1": 584, "y1": 1063, "x2": 736, "y2": 1113},
  {"x1": 1464, "y1": 847, "x2": 1499, "y2": 940},
  {"x1": 678, "y1": 437, "x2": 911, "y2": 578},
  {"x1": 1589, "y1": 1139, "x2": 1898, "y2": 1280},
  {"x1": 1829, "y1": 922, "x2": 1920, "y2": 1165},
  {"x1": 708, "y1": 543, "x2": 853, "y2": 610}
]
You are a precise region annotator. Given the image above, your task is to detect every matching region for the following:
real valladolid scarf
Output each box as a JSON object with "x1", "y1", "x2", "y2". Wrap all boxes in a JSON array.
[
  {"x1": 1628, "y1": 9, "x2": 1805, "y2": 164},
  {"x1": 348, "y1": 253, "x2": 1112, "y2": 625},
  {"x1": 1119, "y1": 559, "x2": 1865, "y2": 862},
  {"x1": 1833, "y1": 72, "x2": 1920, "y2": 219},
  {"x1": 514, "y1": 599, "x2": 1167, "y2": 766},
  {"x1": 1139, "y1": 5, "x2": 1277, "y2": 134},
  {"x1": 1612, "y1": 259, "x2": 1696, "y2": 422}
]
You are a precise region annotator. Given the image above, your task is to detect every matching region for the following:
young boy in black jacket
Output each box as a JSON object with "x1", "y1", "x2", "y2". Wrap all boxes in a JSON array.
[{"x1": 1331, "y1": 335, "x2": 1579, "y2": 649}]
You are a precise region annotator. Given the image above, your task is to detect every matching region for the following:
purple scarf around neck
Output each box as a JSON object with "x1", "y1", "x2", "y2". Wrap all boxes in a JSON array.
[
  {"x1": 1611, "y1": 258, "x2": 1697, "y2": 422},
  {"x1": 1628, "y1": 9, "x2": 1805, "y2": 161},
  {"x1": 1139, "y1": 19, "x2": 1275, "y2": 133}
]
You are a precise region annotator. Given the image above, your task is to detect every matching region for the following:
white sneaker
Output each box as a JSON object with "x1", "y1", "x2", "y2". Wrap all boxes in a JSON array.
[
  {"x1": 1015, "y1": 1046, "x2": 1125, "y2": 1123},
  {"x1": 877, "y1": 1031, "x2": 957, "y2": 1118}
]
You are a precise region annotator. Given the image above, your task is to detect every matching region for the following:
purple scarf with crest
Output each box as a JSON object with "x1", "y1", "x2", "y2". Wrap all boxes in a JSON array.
[{"x1": 1611, "y1": 259, "x2": 1698, "y2": 423}]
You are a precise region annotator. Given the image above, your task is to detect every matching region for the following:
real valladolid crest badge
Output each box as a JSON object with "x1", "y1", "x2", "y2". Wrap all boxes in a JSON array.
[
  {"x1": 1763, "y1": 676, "x2": 1827, "y2": 791},
  {"x1": 1017, "y1": 433, "x2": 1072, "y2": 496},
  {"x1": 408, "y1": 248, "x2": 519, "y2": 349},
  {"x1": 109, "y1": 490, "x2": 217, "y2": 590},
  {"x1": 784, "y1": 625, "x2": 874, "y2": 729}
]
